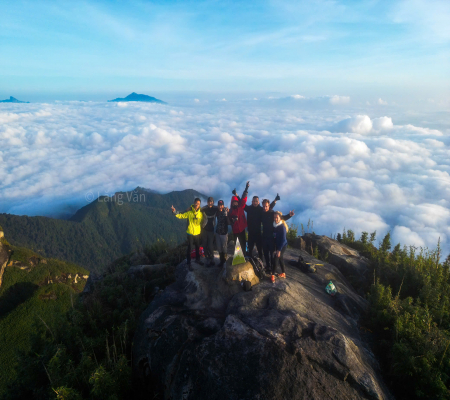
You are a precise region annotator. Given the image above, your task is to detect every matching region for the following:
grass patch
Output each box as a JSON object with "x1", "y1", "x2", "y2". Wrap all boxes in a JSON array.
[{"x1": 0, "y1": 246, "x2": 88, "y2": 395}]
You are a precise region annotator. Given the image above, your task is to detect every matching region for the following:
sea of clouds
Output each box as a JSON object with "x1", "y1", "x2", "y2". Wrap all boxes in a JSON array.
[{"x1": 1, "y1": 96, "x2": 449, "y2": 254}]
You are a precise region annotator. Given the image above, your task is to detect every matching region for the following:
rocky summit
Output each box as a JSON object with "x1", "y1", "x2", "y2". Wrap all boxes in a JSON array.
[{"x1": 133, "y1": 237, "x2": 393, "y2": 400}]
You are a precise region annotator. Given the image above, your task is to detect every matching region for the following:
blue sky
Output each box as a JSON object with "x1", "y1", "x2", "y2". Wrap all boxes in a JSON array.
[{"x1": 1, "y1": 0, "x2": 449, "y2": 102}]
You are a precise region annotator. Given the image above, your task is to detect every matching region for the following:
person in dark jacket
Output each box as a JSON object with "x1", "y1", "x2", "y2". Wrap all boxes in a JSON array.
[
  {"x1": 261, "y1": 200, "x2": 294, "y2": 272},
  {"x1": 229, "y1": 181, "x2": 249, "y2": 256},
  {"x1": 201, "y1": 197, "x2": 217, "y2": 267},
  {"x1": 245, "y1": 194, "x2": 279, "y2": 259},
  {"x1": 272, "y1": 211, "x2": 289, "y2": 283},
  {"x1": 215, "y1": 200, "x2": 229, "y2": 267}
]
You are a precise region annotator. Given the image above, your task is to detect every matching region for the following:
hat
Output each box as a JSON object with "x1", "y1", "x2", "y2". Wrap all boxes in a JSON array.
[
  {"x1": 231, "y1": 196, "x2": 239, "y2": 203},
  {"x1": 218, "y1": 200, "x2": 224, "y2": 205},
  {"x1": 207, "y1": 196, "x2": 214, "y2": 202}
]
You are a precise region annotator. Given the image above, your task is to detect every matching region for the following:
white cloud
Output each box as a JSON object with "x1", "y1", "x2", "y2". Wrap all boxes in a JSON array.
[
  {"x1": 372, "y1": 116, "x2": 393, "y2": 131},
  {"x1": 329, "y1": 95, "x2": 350, "y2": 105},
  {"x1": 333, "y1": 115, "x2": 373, "y2": 134},
  {"x1": 194, "y1": 99, "x2": 200, "y2": 103},
  {"x1": 1, "y1": 100, "x2": 450, "y2": 254},
  {"x1": 392, "y1": 226, "x2": 426, "y2": 248},
  {"x1": 378, "y1": 98, "x2": 388, "y2": 105},
  {"x1": 220, "y1": 132, "x2": 234, "y2": 143},
  {"x1": 266, "y1": 94, "x2": 351, "y2": 107}
]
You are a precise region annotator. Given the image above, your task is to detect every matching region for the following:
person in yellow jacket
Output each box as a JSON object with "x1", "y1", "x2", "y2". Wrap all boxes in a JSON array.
[{"x1": 171, "y1": 197, "x2": 204, "y2": 270}]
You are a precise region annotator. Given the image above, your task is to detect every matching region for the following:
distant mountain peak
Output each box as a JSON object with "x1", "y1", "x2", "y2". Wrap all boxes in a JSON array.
[
  {"x1": 0, "y1": 96, "x2": 30, "y2": 103},
  {"x1": 108, "y1": 93, "x2": 167, "y2": 104}
]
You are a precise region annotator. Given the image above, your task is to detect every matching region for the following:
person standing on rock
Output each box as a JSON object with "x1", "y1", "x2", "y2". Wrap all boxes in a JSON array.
[
  {"x1": 261, "y1": 201, "x2": 294, "y2": 273},
  {"x1": 201, "y1": 197, "x2": 218, "y2": 267},
  {"x1": 171, "y1": 198, "x2": 204, "y2": 270},
  {"x1": 215, "y1": 200, "x2": 229, "y2": 268},
  {"x1": 229, "y1": 181, "x2": 249, "y2": 256},
  {"x1": 245, "y1": 194, "x2": 279, "y2": 259},
  {"x1": 272, "y1": 211, "x2": 289, "y2": 282}
]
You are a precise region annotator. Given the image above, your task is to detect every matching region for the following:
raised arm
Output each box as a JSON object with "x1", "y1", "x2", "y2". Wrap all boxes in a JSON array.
[
  {"x1": 171, "y1": 205, "x2": 189, "y2": 219},
  {"x1": 231, "y1": 187, "x2": 241, "y2": 203},
  {"x1": 242, "y1": 181, "x2": 250, "y2": 198},
  {"x1": 282, "y1": 209, "x2": 295, "y2": 221},
  {"x1": 239, "y1": 181, "x2": 250, "y2": 208},
  {"x1": 269, "y1": 193, "x2": 280, "y2": 210}
]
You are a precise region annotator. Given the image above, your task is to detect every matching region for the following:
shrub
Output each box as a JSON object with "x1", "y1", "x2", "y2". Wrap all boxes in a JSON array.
[{"x1": 340, "y1": 227, "x2": 450, "y2": 399}]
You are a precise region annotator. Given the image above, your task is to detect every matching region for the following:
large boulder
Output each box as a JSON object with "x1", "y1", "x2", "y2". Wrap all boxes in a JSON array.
[
  {"x1": 223, "y1": 259, "x2": 259, "y2": 287},
  {"x1": 133, "y1": 249, "x2": 392, "y2": 399},
  {"x1": 301, "y1": 234, "x2": 371, "y2": 291}
]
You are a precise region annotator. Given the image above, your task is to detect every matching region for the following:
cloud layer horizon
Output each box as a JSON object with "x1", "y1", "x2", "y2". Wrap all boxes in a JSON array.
[{"x1": 1, "y1": 98, "x2": 449, "y2": 254}]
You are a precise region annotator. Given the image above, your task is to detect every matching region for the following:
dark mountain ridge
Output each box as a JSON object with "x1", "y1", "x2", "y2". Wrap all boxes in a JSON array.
[
  {"x1": 0, "y1": 188, "x2": 204, "y2": 271},
  {"x1": 108, "y1": 92, "x2": 167, "y2": 104}
]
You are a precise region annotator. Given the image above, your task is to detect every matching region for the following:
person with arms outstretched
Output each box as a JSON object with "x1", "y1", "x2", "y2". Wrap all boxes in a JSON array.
[
  {"x1": 229, "y1": 181, "x2": 249, "y2": 257},
  {"x1": 245, "y1": 193, "x2": 279, "y2": 259},
  {"x1": 171, "y1": 198, "x2": 204, "y2": 271},
  {"x1": 261, "y1": 200, "x2": 294, "y2": 272}
]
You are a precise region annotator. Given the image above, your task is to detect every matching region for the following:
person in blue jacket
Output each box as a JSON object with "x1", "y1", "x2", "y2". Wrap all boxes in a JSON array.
[{"x1": 272, "y1": 211, "x2": 289, "y2": 283}]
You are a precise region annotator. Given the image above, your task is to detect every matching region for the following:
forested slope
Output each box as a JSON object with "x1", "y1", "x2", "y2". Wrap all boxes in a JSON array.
[{"x1": 0, "y1": 188, "x2": 203, "y2": 271}]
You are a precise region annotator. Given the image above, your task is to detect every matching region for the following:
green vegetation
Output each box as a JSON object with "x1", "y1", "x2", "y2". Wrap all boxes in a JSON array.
[
  {"x1": 338, "y1": 231, "x2": 450, "y2": 399},
  {"x1": 2, "y1": 240, "x2": 185, "y2": 399},
  {"x1": 0, "y1": 246, "x2": 89, "y2": 395},
  {"x1": 0, "y1": 188, "x2": 203, "y2": 272},
  {"x1": 286, "y1": 223, "x2": 298, "y2": 246}
]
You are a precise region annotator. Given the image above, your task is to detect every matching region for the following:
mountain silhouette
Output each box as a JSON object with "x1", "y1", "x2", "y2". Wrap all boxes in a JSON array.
[
  {"x1": 0, "y1": 96, "x2": 29, "y2": 103},
  {"x1": 108, "y1": 92, "x2": 167, "y2": 104}
]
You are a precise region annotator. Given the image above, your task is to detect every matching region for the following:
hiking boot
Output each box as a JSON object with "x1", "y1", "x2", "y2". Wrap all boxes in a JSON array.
[
  {"x1": 195, "y1": 259, "x2": 204, "y2": 266},
  {"x1": 271, "y1": 275, "x2": 275, "y2": 283},
  {"x1": 279, "y1": 273, "x2": 286, "y2": 278}
]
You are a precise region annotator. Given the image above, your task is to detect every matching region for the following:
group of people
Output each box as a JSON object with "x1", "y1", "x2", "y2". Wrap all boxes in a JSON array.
[{"x1": 170, "y1": 181, "x2": 295, "y2": 282}]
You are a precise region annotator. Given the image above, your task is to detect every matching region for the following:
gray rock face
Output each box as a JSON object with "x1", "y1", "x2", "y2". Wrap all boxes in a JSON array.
[
  {"x1": 302, "y1": 234, "x2": 371, "y2": 291},
  {"x1": 128, "y1": 264, "x2": 169, "y2": 279},
  {"x1": 81, "y1": 272, "x2": 104, "y2": 295},
  {"x1": 133, "y1": 248, "x2": 392, "y2": 399}
]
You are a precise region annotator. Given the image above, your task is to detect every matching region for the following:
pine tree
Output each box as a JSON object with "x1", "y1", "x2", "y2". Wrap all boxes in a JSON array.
[
  {"x1": 380, "y1": 232, "x2": 391, "y2": 253},
  {"x1": 360, "y1": 232, "x2": 368, "y2": 244}
]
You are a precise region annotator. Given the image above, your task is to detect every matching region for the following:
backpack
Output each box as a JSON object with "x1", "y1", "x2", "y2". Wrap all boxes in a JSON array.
[
  {"x1": 246, "y1": 256, "x2": 265, "y2": 280},
  {"x1": 325, "y1": 280, "x2": 337, "y2": 296}
]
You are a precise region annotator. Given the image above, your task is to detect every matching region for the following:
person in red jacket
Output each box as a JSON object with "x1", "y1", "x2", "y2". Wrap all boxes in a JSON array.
[{"x1": 229, "y1": 181, "x2": 249, "y2": 256}]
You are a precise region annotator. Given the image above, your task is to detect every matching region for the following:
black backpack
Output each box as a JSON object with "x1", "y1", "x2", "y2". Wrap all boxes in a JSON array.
[{"x1": 246, "y1": 256, "x2": 265, "y2": 280}]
